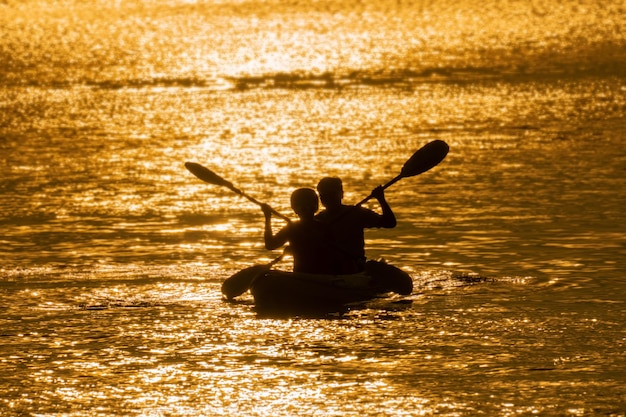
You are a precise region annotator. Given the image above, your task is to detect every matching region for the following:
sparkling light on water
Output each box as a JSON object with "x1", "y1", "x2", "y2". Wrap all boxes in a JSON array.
[{"x1": 2, "y1": 0, "x2": 626, "y2": 416}]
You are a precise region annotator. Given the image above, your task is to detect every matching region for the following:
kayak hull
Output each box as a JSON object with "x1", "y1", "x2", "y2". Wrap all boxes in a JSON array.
[{"x1": 250, "y1": 260, "x2": 413, "y2": 316}]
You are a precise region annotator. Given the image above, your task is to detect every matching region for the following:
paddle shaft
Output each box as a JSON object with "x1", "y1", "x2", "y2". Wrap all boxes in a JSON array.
[
  {"x1": 229, "y1": 184, "x2": 291, "y2": 222},
  {"x1": 185, "y1": 162, "x2": 291, "y2": 222},
  {"x1": 354, "y1": 173, "x2": 402, "y2": 207}
]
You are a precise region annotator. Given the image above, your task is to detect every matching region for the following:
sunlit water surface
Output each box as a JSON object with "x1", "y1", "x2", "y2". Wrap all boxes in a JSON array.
[{"x1": 1, "y1": 0, "x2": 626, "y2": 416}]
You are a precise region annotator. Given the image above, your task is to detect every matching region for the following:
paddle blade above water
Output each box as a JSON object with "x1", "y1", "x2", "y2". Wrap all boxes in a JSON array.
[
  {"x1": 185, "y1": 162, "x2": 234, "y2": 189},
  {"x1": 356, "y1": 139, "x2": 450, "y2": 206},
  {"x1": 400, "y1": 139, "x2": 449, "y2": 179}
]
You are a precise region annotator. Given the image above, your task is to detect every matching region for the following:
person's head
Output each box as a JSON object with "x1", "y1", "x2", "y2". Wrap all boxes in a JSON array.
[
  {"x1": 290, "y1": 188, "x2": 319, "y2": 217},
  {"x1": 316, "y1": 177, "x2": 343, "y2": 209}
]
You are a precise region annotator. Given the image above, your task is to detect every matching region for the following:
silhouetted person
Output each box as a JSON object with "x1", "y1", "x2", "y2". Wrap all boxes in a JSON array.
[
  {"x1": 315, "y1": 177, "x2": 396, "y2": 273},
  {"x1": 261, "y1": 188, "x2": 336, "y2": 275}
]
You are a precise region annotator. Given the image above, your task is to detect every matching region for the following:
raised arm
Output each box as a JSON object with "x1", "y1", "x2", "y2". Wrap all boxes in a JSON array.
[
  {"x1": 261, "y1": 204, "x2": 290, "y2": 250},
  {"x1": 370, "y1": 185, "x2": 396, "y2": 228}
]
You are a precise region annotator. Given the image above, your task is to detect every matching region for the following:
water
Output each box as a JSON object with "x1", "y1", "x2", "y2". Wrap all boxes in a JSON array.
[{"x1": 2, "y1": 0, "x2": 626, "y2": 415}]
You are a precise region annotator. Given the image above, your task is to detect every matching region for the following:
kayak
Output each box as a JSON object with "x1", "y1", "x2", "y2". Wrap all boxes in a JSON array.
[{"x1": 250, "y1": 260, "x2": 413, "y2": 316}]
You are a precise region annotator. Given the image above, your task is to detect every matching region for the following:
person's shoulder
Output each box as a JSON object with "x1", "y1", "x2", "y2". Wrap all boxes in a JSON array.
[
  {"x1": 353, "y1": 205, "x2": 377, "y2": 216},
  {"x1": 352, "y1": 206, "x2": 383, "y2": 225},
  {"x1": 315, "y1": 209, "x2": 329, "y2": 220},
  {"x1": 316, "y1": 206, "x2": 347, "y2": 216}
]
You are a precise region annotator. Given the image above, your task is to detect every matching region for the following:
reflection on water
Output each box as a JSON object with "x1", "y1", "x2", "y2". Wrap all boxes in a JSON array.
[
  {"x1": 2, "y1": 264, "x2": 625, "y2": 416},
  {"x1": 2, "y1": 79, "x2": 626, "y2": 414},
  {"x1": 2, "y1": 82, "x2": 625, "y2": 278},
  {"x1": 2, "y1": 0, "x2": 625, "y2": 86}
]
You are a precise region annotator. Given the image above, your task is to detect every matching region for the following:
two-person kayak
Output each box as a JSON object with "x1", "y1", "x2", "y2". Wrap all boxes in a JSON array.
[{"x1": 248, "y1": 260, "x2": 413, "y2": 316}]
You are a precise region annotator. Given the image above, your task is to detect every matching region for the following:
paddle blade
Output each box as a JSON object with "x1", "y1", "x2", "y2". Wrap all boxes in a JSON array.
[
  {"x1": 400, "y1": 139, "x2": 449, "y2": 178},
  {"x1": 221, "y1": 264, "x2": 270, "y2": 299},
  {"x1": 185, "y1": 162, "x2": 234, "y2": 188}
]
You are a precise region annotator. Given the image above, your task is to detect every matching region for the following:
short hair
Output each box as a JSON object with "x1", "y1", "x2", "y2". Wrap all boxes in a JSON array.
[
  {"x1": 290, "y1": 188, "x2": 319, "y2": 215},
  {"x1": 316, "y1": 177, "x2": 342, "y2": 196}
]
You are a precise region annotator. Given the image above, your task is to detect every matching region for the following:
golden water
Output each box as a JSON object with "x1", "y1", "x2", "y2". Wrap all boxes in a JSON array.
[{"x1": 1, "y1": 0, "x2": 626, "y2": 415}]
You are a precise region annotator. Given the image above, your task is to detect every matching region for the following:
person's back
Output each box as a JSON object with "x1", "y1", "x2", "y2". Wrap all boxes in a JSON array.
[
  {"x1": 262, "y1": 188, "x2": 336, "y2": 275},
  {"x1": 316, "y1": 177, "x2": 396, "y2": 273},
  {"x1": 285, "y1": 217, "x2": 335, "y2": 274},
  {"x1": 316, "y1": 205, "x2": 383, "y2": 272}
]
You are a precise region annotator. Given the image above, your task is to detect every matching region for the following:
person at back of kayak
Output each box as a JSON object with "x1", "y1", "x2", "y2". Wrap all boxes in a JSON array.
[
  {"x1": 261, "y1": 188, "x2": 336, "y2": 275},
  {"x1": 315, "y1": 177, "x2": 396, "y2": 274}
]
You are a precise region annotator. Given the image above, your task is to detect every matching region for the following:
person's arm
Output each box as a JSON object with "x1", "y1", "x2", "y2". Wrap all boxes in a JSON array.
[
  {"x1": 262, "y1": 204, "x2": 290, "y2": 249},
  {"x1": 370, "y1": 186, "x2": 396, "y2": 228}
]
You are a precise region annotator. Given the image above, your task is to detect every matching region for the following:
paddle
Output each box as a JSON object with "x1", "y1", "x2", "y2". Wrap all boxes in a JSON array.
[
  {"x1": 354, "y1": 139, "x2": 449, "y2": 207},
  {"x1": 185, "y1": 162, "x2": 291, "y2": 222},
  {"x1": 221, "y1": 251, "x2": 285, "y2": 299}
]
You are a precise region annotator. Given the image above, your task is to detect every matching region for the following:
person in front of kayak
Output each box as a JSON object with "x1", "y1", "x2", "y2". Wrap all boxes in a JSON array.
[
  {"x1": 315, "y1": 176, "x2": 396, "y2": 274},
  {"x1": 261, "y1": 188, "x2": 336, "y2": 275}
]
